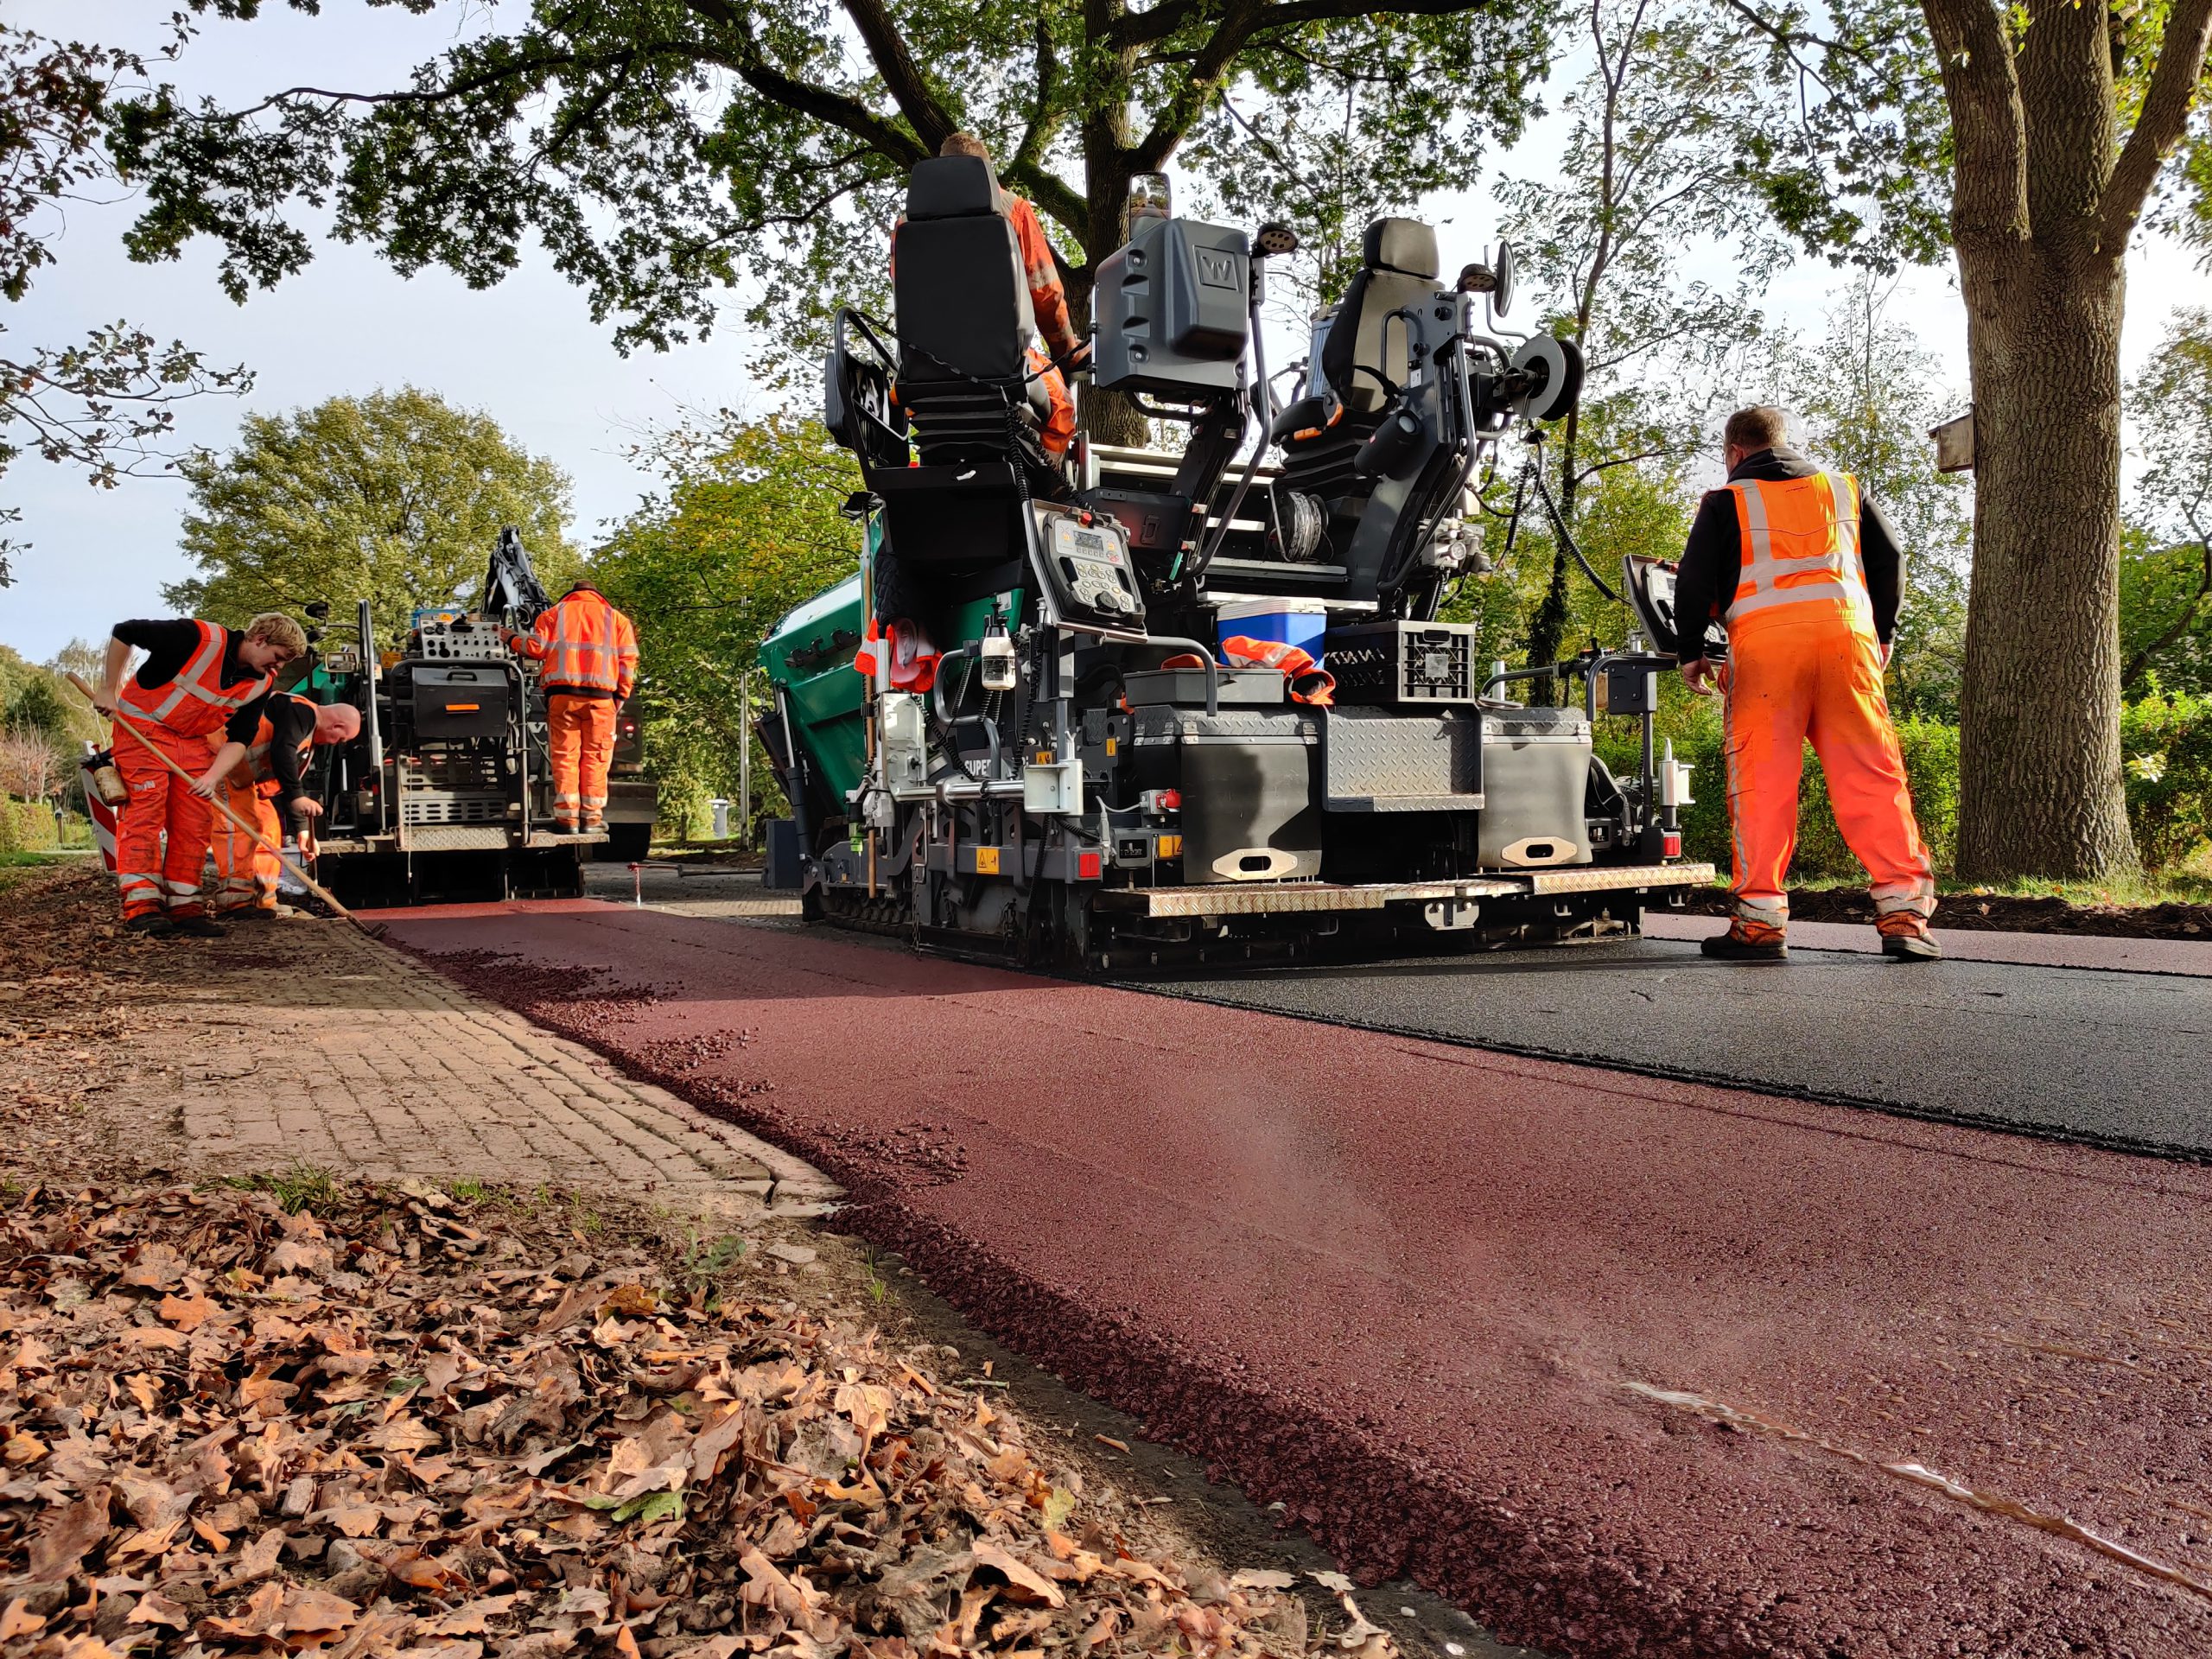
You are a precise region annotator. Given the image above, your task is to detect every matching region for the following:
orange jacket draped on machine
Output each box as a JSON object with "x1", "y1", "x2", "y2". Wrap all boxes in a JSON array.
[
  {"x1": 111, "y1": 621, "x2": 275, "y2": 921},
  {"x1": 514, "y1": 585, "x2": 639, "y2": 830},
  {"x1": 1696, "y1": 465, "x2": 1935, "y2": 945}
]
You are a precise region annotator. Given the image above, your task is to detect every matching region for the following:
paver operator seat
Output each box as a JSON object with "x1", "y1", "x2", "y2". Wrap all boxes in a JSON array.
[
  {"x1": 1277, "y1": 217, "x2": 1442, "y2": 506},
  {"x1": 1324, "y1": 217, "x2": 1442, "y2": 418},
  {"x1": 823, "y1": 153, "x2": 1063, "y2": 592},
  {"x1": 893, "y1": 155, "x2": 1056, "y2": 477}
]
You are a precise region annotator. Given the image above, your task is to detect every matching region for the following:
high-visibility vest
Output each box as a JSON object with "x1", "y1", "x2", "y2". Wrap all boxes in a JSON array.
[
  {"x1": 1722, "y1": 472, "x2": 1872, "y2": 632},
  {"x1": 118, "y1": 620, "x2": 274, "y2": 738},
  {"x1": 233, "y1": 692, "x2": 318, "y2": 791},
  {"x1": 524, "y1": 589, "x2": 639, "y2": 696}
]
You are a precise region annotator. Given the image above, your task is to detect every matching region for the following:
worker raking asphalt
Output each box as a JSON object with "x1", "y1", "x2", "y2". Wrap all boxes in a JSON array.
[{"x1": 378, "y1": 899, "x2": 2212, "y2": 1657}]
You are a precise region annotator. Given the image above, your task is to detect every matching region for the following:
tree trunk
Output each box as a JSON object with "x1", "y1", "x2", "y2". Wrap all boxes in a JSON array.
[
  {"x1": 1075, "y1": 31, "x2": 1150, "y2": 451},
  {"x1": 1521, "y1": 403, "x2": 1583, "y2": 695},
  {"x1": 1954, "y1": 242, "x2": 2138, "y2": 880}
]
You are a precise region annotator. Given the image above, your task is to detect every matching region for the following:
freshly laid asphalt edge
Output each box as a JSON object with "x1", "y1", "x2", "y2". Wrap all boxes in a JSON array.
[{"x1": 376, "y1": 900, "x2": 2212, "y2": 1658}]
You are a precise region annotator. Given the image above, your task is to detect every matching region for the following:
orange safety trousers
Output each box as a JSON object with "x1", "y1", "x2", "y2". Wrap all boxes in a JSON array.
[
  {"x1": 113, "y1": 725, "x2": 213, "y2": 919},
  {"x1": 1722, "y1": 607, "x2": 1935, "y2": 944},
  {"x1": 207, "y1": 770, "x2": 282, "y2": 913},
  {"x1": 547, "y1": 693, "x2": 618, "y2": 827}
]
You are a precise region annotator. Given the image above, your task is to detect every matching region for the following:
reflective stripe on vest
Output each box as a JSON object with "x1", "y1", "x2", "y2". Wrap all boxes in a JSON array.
[
  {"x1": 118, "y1": 621, "x2": 274, "y2": 736},
  {"x1": 538, "y1": 595, "x2": 629, "y2": 693},
  {"x1": 1724, "y1": 473, "x2": 1871, "y2": 626}
]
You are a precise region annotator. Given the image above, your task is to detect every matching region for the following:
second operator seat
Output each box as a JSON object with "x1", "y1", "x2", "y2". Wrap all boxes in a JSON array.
[
  {"x1": 1278, "y1": 218, "x2": 1442, "y2": 504},
  {"x1": 893, "y1": 156, "x2": 1058, "y2": 482}
]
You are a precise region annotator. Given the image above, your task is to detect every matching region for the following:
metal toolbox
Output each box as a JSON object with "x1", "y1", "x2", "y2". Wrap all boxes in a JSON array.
[
  {"x1": 410, "y1": 664, "x2": 514, "y2": 741},
  {"x1": 1129, "y1": 707, "x2": 1321, "y2": 882},
  {"x1": 1479, "y1": 705, "x2": 1592, "y2": 868}
]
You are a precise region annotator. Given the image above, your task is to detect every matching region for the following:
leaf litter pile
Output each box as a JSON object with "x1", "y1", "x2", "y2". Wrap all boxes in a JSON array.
[{"x1": 0, "y1": 1179, "x2": 1351, "y2": 1659}]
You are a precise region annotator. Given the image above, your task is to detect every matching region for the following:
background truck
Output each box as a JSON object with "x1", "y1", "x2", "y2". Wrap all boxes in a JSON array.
[{"x1": 296, "y1": 529, "x2": 657, "y2": 904}]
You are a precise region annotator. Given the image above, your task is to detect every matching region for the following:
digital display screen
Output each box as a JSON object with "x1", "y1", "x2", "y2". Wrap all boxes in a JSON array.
[{"x1": 1073, "y1": 529, "x2": 1106, "y2": 553}]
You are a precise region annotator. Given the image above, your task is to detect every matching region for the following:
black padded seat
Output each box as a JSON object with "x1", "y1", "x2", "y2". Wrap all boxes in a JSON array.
[
  {"x1": 892, "y1": 155, "x2": 1053, "y2": 466},
  {"x1": 1319, "y1": 217, "x2": 1440, "y2": 417}
]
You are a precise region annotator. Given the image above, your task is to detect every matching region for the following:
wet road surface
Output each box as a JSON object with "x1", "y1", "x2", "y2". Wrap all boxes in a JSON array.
[{"x1": 378, "y1": 899, "x2": 2212, "y2": 1657}]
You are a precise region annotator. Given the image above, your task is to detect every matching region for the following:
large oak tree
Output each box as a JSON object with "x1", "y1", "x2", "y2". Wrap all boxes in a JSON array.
[
  {"x1": 1734, "y1": 0, "x2": 2212, "y2": 879},
  {"x1": 112, "y1": 0, "x2": 1560, "y2": 445}
]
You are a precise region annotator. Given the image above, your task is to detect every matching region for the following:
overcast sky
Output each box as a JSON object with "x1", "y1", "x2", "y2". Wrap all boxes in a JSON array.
[{"x1": 3, "y1": 0, "x2": 2204, "y2": 661}]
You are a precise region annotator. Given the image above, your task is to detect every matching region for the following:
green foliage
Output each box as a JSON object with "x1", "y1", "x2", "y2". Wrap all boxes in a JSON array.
[
  {"x1": 227, "y1": 1162, "x2": 344, "y2": 1217},
  {"x1": 164, "y1": 388, "x2": 576, "y2": 648},
  {"x1": 2121, "y1": 308, "x2": 2212, "y2": 696},
  {"x1": 113, "y1": 0, "x2": 1560, "y2": 370},
  {"x1": 592, "y1": 414, "x2": 861, "y2": 836},
  {"x1": 0, "y1": 22, "x2": 253, "y2": 585},
  {"x1": 1654, "y1": 690, "x2": 2209, "y2": 883},
  {"x1": 2120, "y1": 685, "x2": 2212, "y2": 872}
]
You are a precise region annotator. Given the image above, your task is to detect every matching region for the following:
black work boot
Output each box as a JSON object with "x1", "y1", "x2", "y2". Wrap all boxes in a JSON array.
[
  {"x1": 123, "y1": 912, "x2": 177, "y2": 938},
  {"x1": 1881, "y1": 930, "x2": 1942, "y2": 962},
  {"x1": 166, "y1": 912, "x2": 227, "y2": 939},
  {"x1": 1700, "y1": 928, "x2": 1788, "y2": 963}
]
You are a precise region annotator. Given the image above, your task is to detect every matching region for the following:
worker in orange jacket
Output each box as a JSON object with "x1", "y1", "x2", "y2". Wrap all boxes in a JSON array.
[
  {"x1": 928, "y1": 132, "x2": 1080, "y2": 459},
  {"x1": 511, "y1": 580, "x2": 639, "y2": 833},
  {"x1": 94, "y1": 613, "x2": 308, "y2": 938},
  {"x1": 1675, "y1": 406, "x2": 1938, "y2": 963},
  {"x1": 198, "y1": 694, "x2": 361, "y2": 918}
]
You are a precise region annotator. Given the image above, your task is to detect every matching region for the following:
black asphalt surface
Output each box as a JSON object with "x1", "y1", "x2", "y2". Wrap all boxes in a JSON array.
[{"x1": 1129, "y1": 939, "x2": 2212, "y2": 1160}]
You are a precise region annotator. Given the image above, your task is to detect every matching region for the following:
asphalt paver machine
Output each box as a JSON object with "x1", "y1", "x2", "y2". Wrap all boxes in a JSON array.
[
  {"x1": 760, "y1": 160, "x2": 1713, "y2": 971},
  {"x1": 303, "y1": 529, "x2": 608, "y2": 904}
]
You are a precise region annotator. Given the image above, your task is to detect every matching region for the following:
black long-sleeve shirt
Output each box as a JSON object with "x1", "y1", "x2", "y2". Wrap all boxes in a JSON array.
[
  {"x1": 258, "y1": 693, "x2": 319, "y2": 811},
  {"x1": 1672, "y1": 447, "x2": 1904, "y2": 653},
  {"x1": 112, "y1": 619, "x2": 270, "y2": 742}
]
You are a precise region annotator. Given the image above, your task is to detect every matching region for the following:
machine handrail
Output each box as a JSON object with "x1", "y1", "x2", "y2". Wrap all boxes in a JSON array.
[{"x1": 1143, "y1": 637, "x2": 1221, "y2": 716}]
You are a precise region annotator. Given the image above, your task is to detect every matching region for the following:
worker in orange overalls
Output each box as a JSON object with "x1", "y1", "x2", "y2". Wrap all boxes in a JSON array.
[
  {"x1": 510, "y1": 580, "x2": 639, "y2": 833},
  {"x1": 95, "y1": 613, "x2": 306, "y2": 938},
  {"x1": 924, "y1": 132, "x2": 1081, "y2": 460},
  {"x1": 198, "y1": 694, "x2": 361, "y2": 918},
  {"x1": 1675, "y1": 406, "x2": 1938, "y2": 963}
]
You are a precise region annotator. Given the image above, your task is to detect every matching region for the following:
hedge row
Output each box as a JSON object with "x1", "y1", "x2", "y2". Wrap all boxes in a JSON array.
[{"x1": 1599, "y1": 688, "x2": 2212, "y2": 880}]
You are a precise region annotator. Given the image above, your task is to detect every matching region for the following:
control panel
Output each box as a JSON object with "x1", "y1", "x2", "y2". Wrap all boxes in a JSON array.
[
  {"x1": 415, "y1": 616, "x2": 514, "y2": 661},
  {"x1": 1031, "y1": 507, "x2": 1147, "y2": 639}
]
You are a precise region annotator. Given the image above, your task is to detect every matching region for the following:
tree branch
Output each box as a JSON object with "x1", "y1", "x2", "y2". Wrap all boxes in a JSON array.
[
  {"x1": 1128, "y1": 0, "x2": 1498, "y2": 172},
  {"x1": 1917, "y1": 0, "x2": 2029, "y2": 245},
  {"x1": 839, "y1": 0, "x2": 956, "y2": 154},
  {"x1": 2100, "y1": 0, "x2": 2212, "y2": 247},
  {"x1": 2121, "y1": 537, "x2": 2212, "y2": 690}
]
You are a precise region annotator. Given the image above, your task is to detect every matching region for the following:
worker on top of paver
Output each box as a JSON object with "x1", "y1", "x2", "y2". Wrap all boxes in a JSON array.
[
  {"x1": 195, "y1": 692, "x2": 361, "y2": 919},
  {"x1": 508, "y1": 579, "x2": 639, "y2": 834},
  {"x1": 94, "y1": 613, "x2": 308, "y2": 938},
  {"x1": 1674, "y1": 406, "x2": 1939, "y2": 964}
]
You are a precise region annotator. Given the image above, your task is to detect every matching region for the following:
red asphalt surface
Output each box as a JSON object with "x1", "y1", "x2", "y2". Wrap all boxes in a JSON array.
[{"x1": 375, "y1": 899, "x2": 2212, "y2": 1657}]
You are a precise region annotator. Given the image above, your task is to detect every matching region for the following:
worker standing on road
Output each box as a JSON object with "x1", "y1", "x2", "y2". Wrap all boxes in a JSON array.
[
  {"x1": 196, "y1": 694, "x2": 362, "y2": 918},
  {"x1": 1675, "y1": 407, "x2": 1938, "y2": 963},
  {"x1": 510, "y1": 580, "x2": 638, "y2": 834},
  {"x1": 94, "y1": 613, "x2": 308, "y2": 938}
]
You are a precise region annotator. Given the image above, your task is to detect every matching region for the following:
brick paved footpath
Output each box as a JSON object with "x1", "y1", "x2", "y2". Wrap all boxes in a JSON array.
[
  {"x1": 190, "y1": 921, "x2": 837, "y2": 1217},
  {"x1": 2, "y1": 868, "x2": 839, "y2": 1221}
]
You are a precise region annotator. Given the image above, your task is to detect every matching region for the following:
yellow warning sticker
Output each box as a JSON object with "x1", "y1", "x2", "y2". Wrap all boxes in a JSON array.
[{"x1": 975, "y1": 848, "x2": 1001, "y2": 874}]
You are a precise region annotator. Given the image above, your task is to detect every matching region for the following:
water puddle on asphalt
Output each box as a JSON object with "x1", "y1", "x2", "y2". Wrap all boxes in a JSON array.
[{"x1": 1621, "y1": 1379, "x2": 2212, "y2": 1604}]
